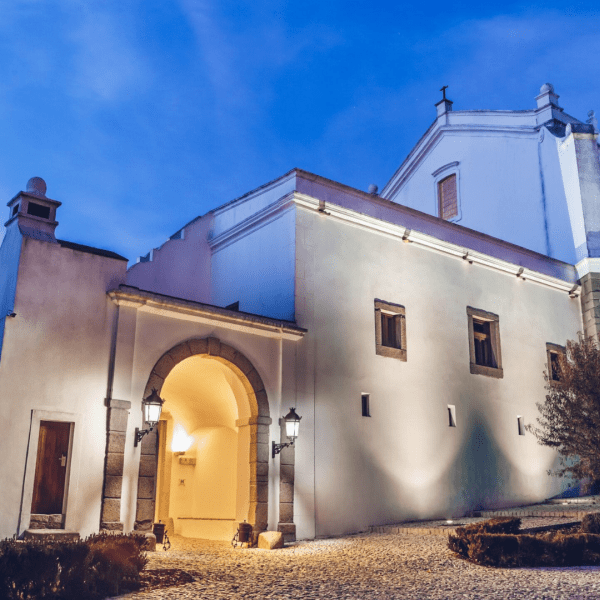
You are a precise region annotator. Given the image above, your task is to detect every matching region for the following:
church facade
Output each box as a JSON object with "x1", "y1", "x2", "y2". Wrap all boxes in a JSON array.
[{"x1": 0, "y1": 84, "x2": 598, "y2": 543}]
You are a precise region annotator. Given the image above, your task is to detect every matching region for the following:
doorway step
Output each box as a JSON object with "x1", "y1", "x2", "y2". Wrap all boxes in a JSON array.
[
  {"x1": 29, "y1": 513, "x2": 64, "y2": 529},
  {"x1": 23, "y1": 529, "x2": 80, "y2": 542}
]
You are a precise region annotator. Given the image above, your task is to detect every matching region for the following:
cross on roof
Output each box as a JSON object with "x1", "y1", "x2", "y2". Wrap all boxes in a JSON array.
[{"x1": 440, "y1": 85, "x2": 449, "y2": 101}]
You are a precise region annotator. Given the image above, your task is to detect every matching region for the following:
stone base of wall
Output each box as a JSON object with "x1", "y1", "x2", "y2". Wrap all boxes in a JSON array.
[
  {"x1": 29, "y1": 514, "x2": 64, "y2": 529},
  {"x1": 100, "y1": 521, "x2": 124, "y2": 531},
  {"x1": 277, "y1": 522, "x2": 296, "y2": 543}
]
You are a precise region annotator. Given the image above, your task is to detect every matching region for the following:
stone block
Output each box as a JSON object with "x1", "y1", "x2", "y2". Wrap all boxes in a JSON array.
[
  {"x1": 250, "y1": 483, "x2": 269, "y2": 503},
  {"x1": 139, "y1": 454, "x2": 157, "y2": 477},
  {"x1": 246, "y1": 368, "x2": 265, "y2": 393},
  {"x1": 250, "y1": 442, "x2": 269, "y2": 463},
  {"x1": 250, "y1": 430, "x2": 270, "y2": 445},
  {"x1": 258, "y1": 531, "x2": 283, "y2": 549},
  {"x1": 141, "y1": 429, "x2": 158, "y2": 455},
  {"x1": 279, "y1": 482, "x2": 294, "y2": 503},
  {"x1": 251, "y1": 461, "x2": 269, "y2": 483},
  {"x1": 108, "y1": 408, "x2": 128, "y2": 433},
  {"x1": 279, "y1": 502, "x2": 294, "y2": 523},
  {"x1": 101, "y1": 521, "x2": 124, "y2": 531},
  {"x1": 277, "y1": 523, "x2": 296, "y2": 542},
  {"x1": 24, "y1": 530, "x2": 80, "y2": 542},
  {"x1": 134, "y1": 519, "x2": 153, "y2": 532},
  {"x1": 153, "y1": 355, "x2": 175, "y2": 379},
  {"x1": 138, "y1": 476, "x2": 155, "y2": 499},
  {"x1": 232, "y1": 351, "x2": 254, "y2": 375},
  {"x1": 136, "y1": 499, "x2": 155, "y2": 522},
  {"x1": 280, "y1": 464, "x2": 294, "y2": 484},
  {"x1": 188, "y1": 338, "x2": 208, "y2": 356},
  {"x1": 105, "y1": 452, "x2": 124, "y2": 476},
  {"x1": 104, "y1": 475, "x2": 123, "y2": 498},
  {"x1": 207, "y1": 337, "x2": 221, "y2": 356},
  {"x1": 168, "y1": 342, "x2": 192, "y2": 365},
  {"x1": 144, "y1": 372, "x2": 164, "y2": 398},
  {"x1": 107, "y1": 432, "x2": 126, "y2": 454},
  {"x1": 101, "y1": 498, "x2": 121, "y2": 523},
  {"x1": 250, "y1": 502, "x2": 268, "y2": 528},
  {"x1": 218, "y1": 343, "x2": 238, "y2": 364},
  {"x1": 253, "y1": 390, "x2": 269, "y2": 414}
]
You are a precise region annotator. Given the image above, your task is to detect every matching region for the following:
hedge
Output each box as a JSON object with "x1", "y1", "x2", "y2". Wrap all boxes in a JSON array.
[
  {"x1": 448, "y1": 515, "x2": 600, "y2": 567},
  {"x1": 0, "y1": 533, "x2": 148, "y2": 599}
]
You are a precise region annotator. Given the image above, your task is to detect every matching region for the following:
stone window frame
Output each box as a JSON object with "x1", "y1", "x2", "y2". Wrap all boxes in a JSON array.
[
  {"x1": 467, "y1": 306, "x2": 503, "y2": 378},
  {"x1": 374, "y1": 299, "x2": 407, "y2": 361},
  {"x1": 432, "y1": 162, "x2": 462, "y2": 223},
  {"x1": 546, "y1": 342, "x2": 566, "y2": 385}
]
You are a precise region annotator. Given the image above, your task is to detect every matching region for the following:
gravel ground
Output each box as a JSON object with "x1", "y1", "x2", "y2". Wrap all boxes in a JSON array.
[{"x1": 116, "y1": 527, "x2": 600, "y2": 600}]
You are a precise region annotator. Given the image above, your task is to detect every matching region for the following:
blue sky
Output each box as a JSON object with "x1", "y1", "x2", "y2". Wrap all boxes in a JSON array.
[{"x1": 1, "y1": 0, "x2": 599, "y2": 261}]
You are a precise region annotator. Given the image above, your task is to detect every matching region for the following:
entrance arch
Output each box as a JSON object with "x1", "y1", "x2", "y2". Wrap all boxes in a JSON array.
[{"x1": 134, "y1": 337, "x2": 271, "y2": 539}]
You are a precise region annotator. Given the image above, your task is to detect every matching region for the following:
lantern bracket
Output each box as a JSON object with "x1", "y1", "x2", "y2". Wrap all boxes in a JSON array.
[
  {"x1": 272, "y1": 440, "x2": 295, "y2": 458},
  {"x1": 134, "y1": 426, "x2": 155, "y2": 447}
]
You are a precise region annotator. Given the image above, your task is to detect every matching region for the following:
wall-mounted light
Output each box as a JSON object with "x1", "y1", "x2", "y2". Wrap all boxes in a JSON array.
[
  {"x1": 272, "y1": 407, "x2": 302, "y2": 458},
  {"x1": 134, "y1": 388, "x2": 165, "y2": 446}
]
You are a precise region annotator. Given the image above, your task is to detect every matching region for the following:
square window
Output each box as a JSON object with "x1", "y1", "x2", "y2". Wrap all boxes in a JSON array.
[
  {"x1": 546, "y1": 343, "x2": 566, "y2": 384},
  {"x1": 517, "y1": 416, "x2": 525, "y2": 436},
  {"x1": 448, "y1": 405, "x2": 456, "y2": 427},
  {"x1": 374, "y1": 299, "x2": 406, "y2": 361},
  {"x1": 361, "y1": 394, "x2": 370, "y2": 417},
  {"x1": 467, "y1": 307, "x2": 503, "y2": 378}
]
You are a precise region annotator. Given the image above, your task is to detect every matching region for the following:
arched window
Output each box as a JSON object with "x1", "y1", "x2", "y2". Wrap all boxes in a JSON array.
[{"x1": 438, "y1": 174, "x2": 458, "y2": 220}]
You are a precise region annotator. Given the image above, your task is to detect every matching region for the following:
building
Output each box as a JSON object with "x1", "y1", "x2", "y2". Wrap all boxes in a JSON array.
[{"x1": 0, "y1": 84, "x2": 598, "y2": 543}]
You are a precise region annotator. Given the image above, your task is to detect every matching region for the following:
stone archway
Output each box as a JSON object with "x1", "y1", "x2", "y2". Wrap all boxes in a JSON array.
[{"x1": 134, "y1": 337, "x2": 271, "y2": 537}]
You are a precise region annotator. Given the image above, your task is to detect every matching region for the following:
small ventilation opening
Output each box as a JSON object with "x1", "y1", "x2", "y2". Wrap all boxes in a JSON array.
[
  {"x1": 27, "y1": 202, "x2": 51, "y2": 220},
  {"x1": 448, "y1": 405, "x2": 456, "y2": 427},
  {"x1": 517, "y1": 416, "x2": 525, "y2": 436},
  {"x1": 361, "y1": 394, "x2": 370, "y2": 417},
  {"x1": 12, "y1": 204, "x2": 19, "y2": 216}
]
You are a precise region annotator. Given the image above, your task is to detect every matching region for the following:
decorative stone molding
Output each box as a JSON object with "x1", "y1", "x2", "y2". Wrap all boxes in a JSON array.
[
  {"x1": 134, "y1": 337, "x2": 271, "y2": 536},
  {"x1": 100, "y1": 398, "x2": 131, "y2": 531}
]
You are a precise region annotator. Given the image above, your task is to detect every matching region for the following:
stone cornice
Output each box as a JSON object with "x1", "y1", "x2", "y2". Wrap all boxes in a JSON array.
[{"x1": 108, "y1": 286, "x2": 306, "y2": 340}]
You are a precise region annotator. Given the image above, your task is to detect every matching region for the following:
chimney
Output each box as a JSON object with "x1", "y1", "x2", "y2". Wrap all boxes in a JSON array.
[{"x1": 5, "y1": 177, "x2": 61, "y2": 243}]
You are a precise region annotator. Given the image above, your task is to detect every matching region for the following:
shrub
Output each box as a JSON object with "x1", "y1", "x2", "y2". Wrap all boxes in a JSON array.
[
  {"x1": 448, "y1": 517, "x2": 600, "y2": 567},
  {"x1": 0, "y1": 533, "x2": 148, "y2": 600},
  {"x1": 581, "y1": 512, "x2": 600, "y2": 534}
]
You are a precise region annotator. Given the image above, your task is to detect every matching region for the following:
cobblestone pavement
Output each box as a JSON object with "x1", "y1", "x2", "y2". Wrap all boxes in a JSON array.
[{"x1": 117, "y1": 523, "x2": 600, "y2": 600}]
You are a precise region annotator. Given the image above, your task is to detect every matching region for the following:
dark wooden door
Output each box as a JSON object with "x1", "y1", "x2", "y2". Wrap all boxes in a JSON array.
[{"x1": 31, "y1": 421, "x2": 71, "y2": 514}]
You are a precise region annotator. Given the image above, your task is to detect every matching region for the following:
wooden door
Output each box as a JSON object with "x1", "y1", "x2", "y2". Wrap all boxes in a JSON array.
[{"x1": 31, "y1": 421, "x2": 71, "y2": 514}]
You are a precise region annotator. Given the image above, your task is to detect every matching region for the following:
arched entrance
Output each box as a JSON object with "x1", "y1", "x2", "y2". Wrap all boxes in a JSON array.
[{"x1": 134, "y1": 337, "x2": 271, "y2": 540}]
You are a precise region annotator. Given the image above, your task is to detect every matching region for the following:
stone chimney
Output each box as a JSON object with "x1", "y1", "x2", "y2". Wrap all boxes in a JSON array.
[{"x1": 5, "y1": 177, "x2": 61, "y2": 243}]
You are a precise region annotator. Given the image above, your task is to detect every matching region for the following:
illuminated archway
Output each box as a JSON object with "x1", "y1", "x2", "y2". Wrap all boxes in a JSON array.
[{"x1": 134, "y1": 337, "x2": 271, "y2": 539}]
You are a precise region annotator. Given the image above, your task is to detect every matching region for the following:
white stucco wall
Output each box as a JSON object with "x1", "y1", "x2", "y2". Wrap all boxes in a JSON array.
[
  {"x1": 0, "y1": 236, "x2": 127, "y2": 539},
  {"x1": 294, "y1": 204, "x2": 582, "y2": 538},
  {"x1": 126, "y1": 214, "x2": 214, "y2": 304},
  {"x1": 384, "y1": 129, "x2": 554, "y2": 259},
  {"x1": 210, "y1": 207, "x2": 296, "y2": 320},
  {"x1": 0, "y1": 225, "x2": 23, "y2": 361}
]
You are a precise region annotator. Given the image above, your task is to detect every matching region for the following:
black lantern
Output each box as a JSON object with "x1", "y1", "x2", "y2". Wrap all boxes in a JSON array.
[
  {"x1": 272, "y1": 407, "x2": 302, "y2": 458},
  {"x1": 135, "y1": 389, "x2": 165, "y2": 446}
]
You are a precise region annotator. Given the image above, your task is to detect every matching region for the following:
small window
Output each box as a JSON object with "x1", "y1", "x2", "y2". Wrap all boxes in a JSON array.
[
  {"x1": 467, "y1": 307, "x2": 503, "y2": 378},
  {"x1": 517, "y1": 416, "x2": 525, "y2": 436},
  {"x1": 361, "y1": 394, "x2": 370, "y2": 417},
  {"x1": 27, "y1": 202, "x2": 51, "y2": 220},
  {"x1": 12, "y1": 204, "x2": 19, "y2": 216},
  {"x1": 546, "y1": 343, "x2": 566, "y2": 383},
  {"x1": 374, "y1": 299, "x2": 407, "y2": 361},
  {"x1": 438, "y1": 174, "x2": 458, "y2": 220},
  {"x1": 448, "y1": 405, "x2": 456, "y2": 427}
]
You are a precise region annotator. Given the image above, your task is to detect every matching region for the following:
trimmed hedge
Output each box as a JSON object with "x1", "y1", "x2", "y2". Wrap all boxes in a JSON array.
[
  {"x1": 448, "y1": 515, "x2": 600, "y2": 567},
  {"x1": 0, "y1": 533, "x2": 148, "y2": 599}
]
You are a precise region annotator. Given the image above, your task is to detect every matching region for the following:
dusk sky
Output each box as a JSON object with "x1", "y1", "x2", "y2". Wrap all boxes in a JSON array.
[{"x1": 1, "y1": 1, "x2": 599, "y2": 262}]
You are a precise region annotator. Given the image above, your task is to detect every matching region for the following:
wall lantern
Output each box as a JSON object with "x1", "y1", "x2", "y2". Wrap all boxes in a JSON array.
[
  {"x1": 134, "y1": 388, "x2": 165, "y2": 447},
  {"x1": 272, "y1": 407, "x2": 302, "y2": 458}
]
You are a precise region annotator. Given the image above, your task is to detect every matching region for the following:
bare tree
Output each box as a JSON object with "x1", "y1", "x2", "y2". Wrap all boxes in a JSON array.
[{"x1": 527, "y1": 335, "x2": 600, "y2": 481}]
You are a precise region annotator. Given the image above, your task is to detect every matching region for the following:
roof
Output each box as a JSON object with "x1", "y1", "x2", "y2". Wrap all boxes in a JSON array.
[
  {"x1": 58, "y1": 239, "x2": 128, "y2": 261},
  {"x1": 108, "y1": 285, "x2": 307, "y2": 339}
]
